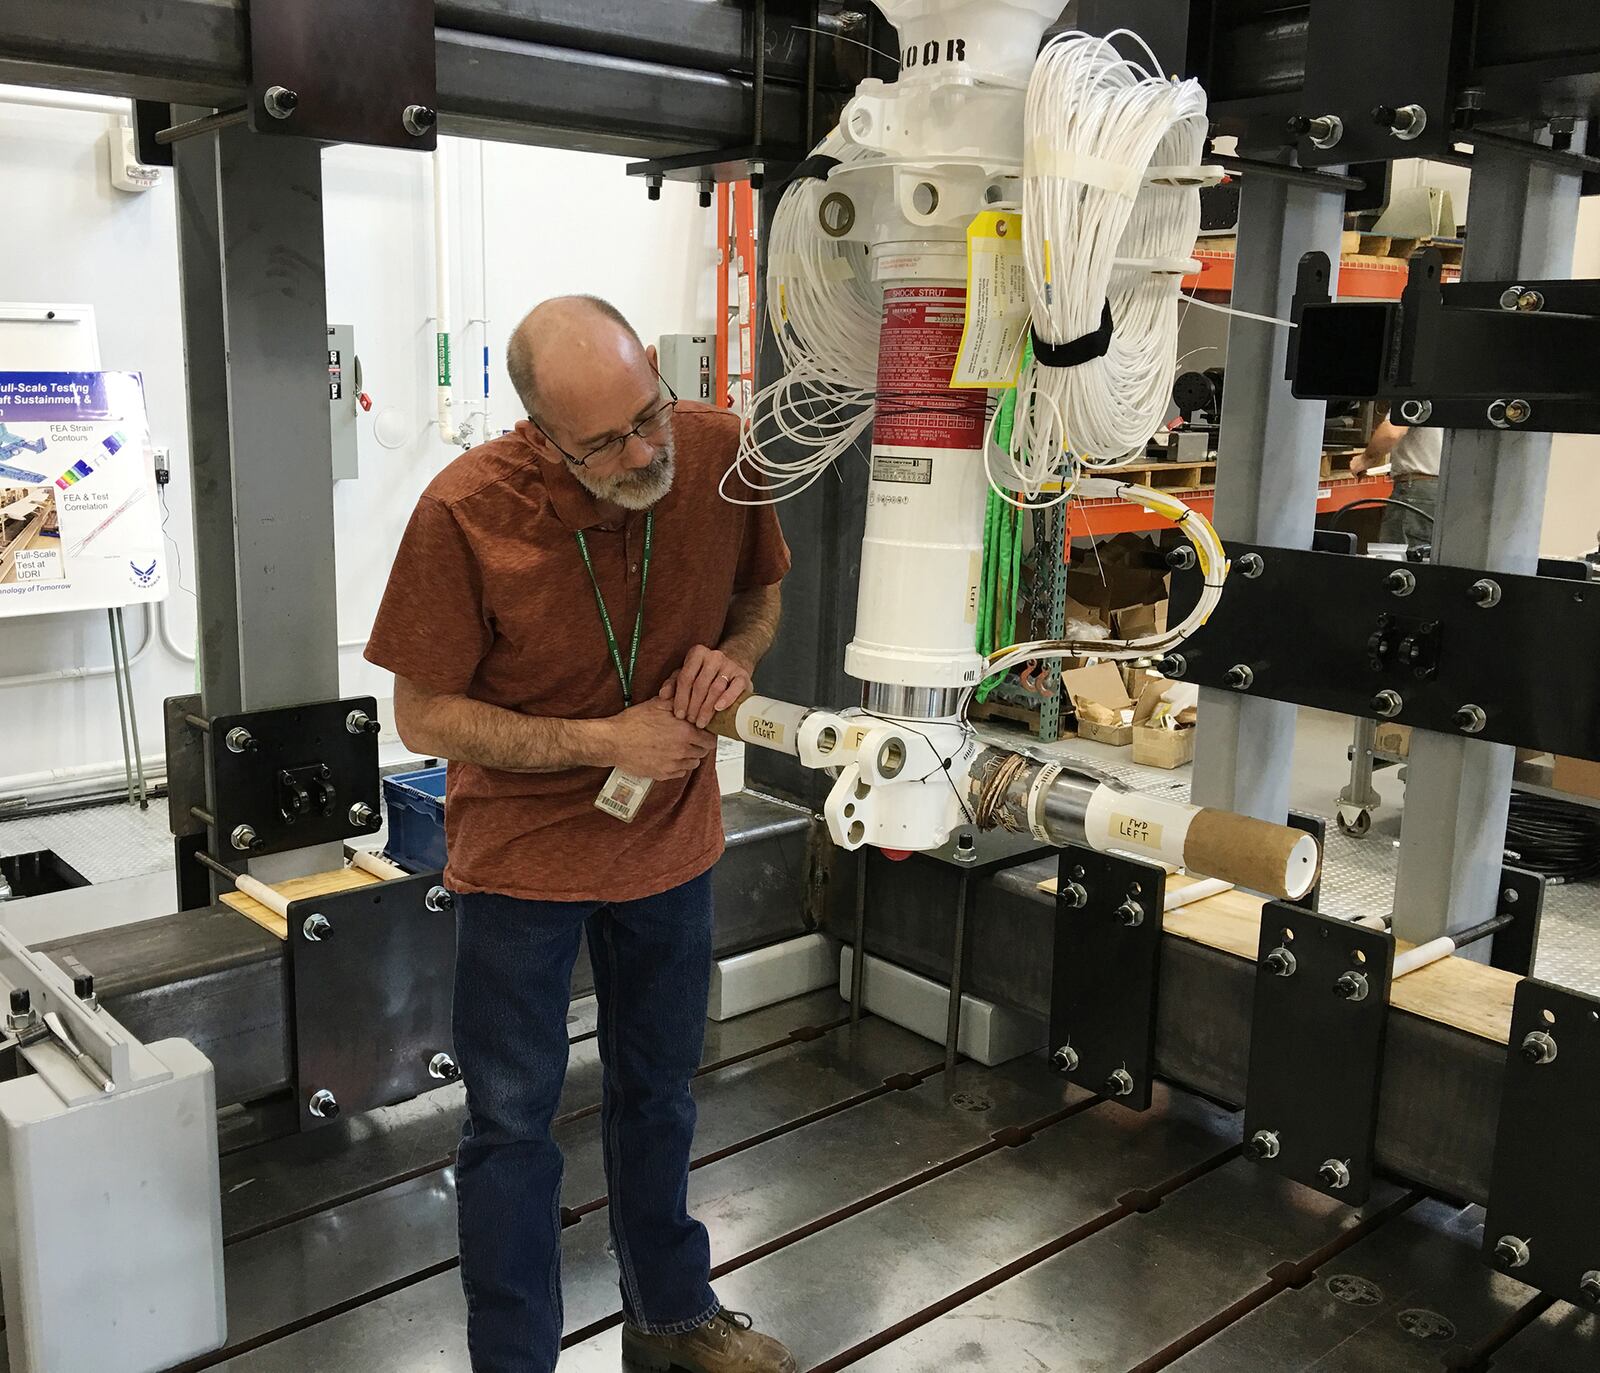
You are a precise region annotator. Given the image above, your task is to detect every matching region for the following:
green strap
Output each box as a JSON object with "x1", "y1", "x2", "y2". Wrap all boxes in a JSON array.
[{"x1": 573, "y1": 510, "x2": 653, "y2": 708}]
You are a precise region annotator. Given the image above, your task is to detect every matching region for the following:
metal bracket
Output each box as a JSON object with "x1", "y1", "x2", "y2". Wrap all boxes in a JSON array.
[
  {"x1": 247, "y1": 0, "x2": 437, "y2": 150},
  {"x1": 1243, "y1": 903, "x2": 1396, "y2": 1204},
  {"x1": 1482, "y1": 978, "x2": 1600, "y2": 1308},
  {"x1": 203, "y1": 697, "x2": 382, "y2": 859},
  {"x1": 163, "y1": 693, "x2": 208, "y2": 839},
  {"x1": 1048, "y1": 846, "x2": 1168, "y2": 1111},
  {"x1": 1170, "y1": 542, "x2": 1600, "y2": 760},
  {"x1": 286, "y1": 871, "x2": 456, "y2": 1130},
  {"x1": 1491, "y1": 866, "x2": 1544, "y2": 977}
]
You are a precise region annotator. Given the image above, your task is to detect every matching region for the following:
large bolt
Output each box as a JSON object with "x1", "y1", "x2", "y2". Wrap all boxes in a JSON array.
[
  {"x1": 1319, "y1": 1158, "x2": 1352, "y2": 1190},
  {"x1": 428, "y1": 1051, "x2": 461, "y2": 1082},
  {"x1": 1227, "y1": 664, "x2": 1255, "y2": 690},
  {"x1": 646, "y1": 175, "x2": 663, "y2": 202},
  {"x1": 1494, "y1": 1235, "x2": 1531, "y2": 1269},
  {"x1": 302, "y1": 913, "x2": 331, "y2": 943},
  {"x1": 1397, "y1": 399, "x2": 1432, "y2": 424},
  {"x1": 6, "y1": 987, "x2": 35, "y2": 1031},
  {"x1": 1050, "y1": 1044, "x2": 1080, "y2": 1074},
  {"x1": 346, "y1": 709, "x2": 380, "y2": 735},
  {"x1": 1372, "y1": 689, "x2": 1404, "y2": 719},
  {"x1": 425, "y1": 885, "x2": 454, "y2": 913},
  {"x1": 1306, "y1": 113, "x2": 1344, "y2": 148},
  {"x1": 1059, "y1": 881, "x2": 1088, "y2": 910},
  {"x1": 230, "y1": 823, "x2": 260, "y2": 852},
  {"x1": 1166, "y1": 545, "x2": 1197, "y2": 571},
  {"x1": 1114, "y1": 900, "x2": 1144, "y2": 928},
  {"x1": 1520, "y1": 1029, "x2": 1558, "y2": 1065},
  {"x1": 402, "y1": 104, "x2": 436, "y2": 137},
  {"x1": 1469, "y1": 578, "x2": 1502, "y2": 608},
  {"x1": 225, "y1": 726, "x2": 257, "y2": 754},
  {"x1": 1105, "y1": 1068, "x2": 1135, "y2": 1098},
  {"x1": 698, "y1": 177, "x2": 714, "y2": 210},
  {"x1": 748, "y1": 161, "x2": 766, "y2": 191},
  {"x1": 349, "y1": 802, "x2": 378, "y2": 828},
  {"x1": 1580, "y1": 1271, "x2": 1600, "y2": 1306},
  {"x1": 1375, "y1": 102, "x2": 1427, "y2": 140},
  {"x1": 1455, "y1": 704, "x2": 1487, "y2": 735},
  {"x1": 1265, "y1": 946, "x2": 1298, "y2": 978},
  {"x1": 263, "y1": 85, "x2": 299, "y2": 120},
  {"x1": 1237, "y1": 552, "x2": 1265, "y2": 579},
  {"x1": 1247, "y1": 1129, "x2": 1281, "y2": 1160},
  {"x1": 1385, "y1": 568, "x2": 1416, "y2": 597},
  {"x1": 1158, "y1": 652, "x2": 1187, "y2": 679},
  {"x1": 308, "y1": 1088, "x2": 340, "y2": 1120},
  {"x1": 1334, "y1": 970, "x2": 1370, "y2": 1002},
  {"x1": 1504, "y1": 398, "x2": 1533, "y2": 425}
]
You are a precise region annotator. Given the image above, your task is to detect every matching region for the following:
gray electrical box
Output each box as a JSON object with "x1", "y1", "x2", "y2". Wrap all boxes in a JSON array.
[
  {"x1": 328, "y1": 324, "x2": 358, "y2": 481},
  {"x1": 657, "y1": 333, "x2": 714, "y2": 404}
]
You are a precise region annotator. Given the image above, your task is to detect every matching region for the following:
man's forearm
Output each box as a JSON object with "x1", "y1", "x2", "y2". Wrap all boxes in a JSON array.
[
  {"x1": 719, "y1": 584, "x2": 783, "y2": 673},
  {"x1": 398, "y1": 686, "x2": 615, "y2": 774}
]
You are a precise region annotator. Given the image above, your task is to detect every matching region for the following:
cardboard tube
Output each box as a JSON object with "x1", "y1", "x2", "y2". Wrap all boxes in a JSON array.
[
  {"x1": 1182, "y1": 809, "x2": 1321, "y2": 902},
  {"x1": 706, "y1": 692, "x2": 811, "y2": 758},
  {"x1": 706, "y1": 691, "x2": 755, "y2": 742}
]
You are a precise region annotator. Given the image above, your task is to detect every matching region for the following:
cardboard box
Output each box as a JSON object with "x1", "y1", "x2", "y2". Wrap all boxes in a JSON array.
[
  {"x1": 1374, "y1": 722, "x2": 1411, "y2": 759},
  {"x1": 1553, "y1": 754, "x2": 1600, "y2": 802},
  {"x1": 1062, "y1": 662, "x2": 1136, "y2": 746},
  {"x1": 1130, "y1": 677, "x2": 1196, "y2": 770},
  {"x1": 1065, "y1": 534, "x2": 1170, "y2": 621}
]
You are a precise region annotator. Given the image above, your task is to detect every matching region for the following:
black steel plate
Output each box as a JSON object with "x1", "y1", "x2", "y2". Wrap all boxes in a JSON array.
[
  {"x1": 208, "y1": 697, "x2": 381, "y2": 859},
  {"x1": 248, "y1": 0, "x2": 437, "y2": 150},
  {"x1": 1297, "y1": 0, "x2": 1458, "y2": 168},
  {"x1": 1482, "y1": 978, "x2": 1600, "y2": 1306},
  {"x1": 163, "y1": 693, "x2": 207, "y2": 838},
  {"x1": 1171, "y1": 542, "x2": 1600, "y2": 760},
  {"x1": 1492, "y1": 866, "x2": 1544, "y2": 978},
  {"x1": 1048, "y1": 846, "x2": 1167, "y2": 1111},
  {"x1": 1244, "y1": 903, "x2": 1395, "y2": 1204},
  {"x1": 287, "y1": 871, "x2": 455, "y2": 1130}
]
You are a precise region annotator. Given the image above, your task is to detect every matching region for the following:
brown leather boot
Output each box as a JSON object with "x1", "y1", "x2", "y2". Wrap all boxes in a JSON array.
[{"x1": 621, "y1": 1308, "x2": 797, "y2": 1373}]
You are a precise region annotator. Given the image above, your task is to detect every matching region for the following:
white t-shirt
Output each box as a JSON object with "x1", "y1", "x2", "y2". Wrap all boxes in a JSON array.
[{"x1": 1391, "y1": 425, "x2": 1443, "y2": 478}]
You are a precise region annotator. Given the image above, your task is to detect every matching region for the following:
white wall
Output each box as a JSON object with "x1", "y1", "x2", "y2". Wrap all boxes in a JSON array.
[{"x1": 0, "y1": 99, "x2": 715, "y2": 798}]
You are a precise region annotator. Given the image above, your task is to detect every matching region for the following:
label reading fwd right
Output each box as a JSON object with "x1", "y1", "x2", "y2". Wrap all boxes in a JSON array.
[{"x1": 1111, "y1": 814, "x2": 1164, "y2": 849}]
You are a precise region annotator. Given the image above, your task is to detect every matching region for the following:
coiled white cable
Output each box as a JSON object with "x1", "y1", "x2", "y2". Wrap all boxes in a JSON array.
[
  {"x1": 1012, "y1": 30, "x2": 1209, "y2": 474},
  {"x1": 723, "y1": 132, "x2": 883, "y2": 506}
]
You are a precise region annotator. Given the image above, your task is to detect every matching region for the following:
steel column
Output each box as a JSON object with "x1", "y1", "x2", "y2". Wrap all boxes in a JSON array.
[
  {"x1": 1190, "y1": 163, "x2": 1347, "y2": 821},
  {"x1": 1391, "y1": 135, "x2": 1583, "y2": 946}
]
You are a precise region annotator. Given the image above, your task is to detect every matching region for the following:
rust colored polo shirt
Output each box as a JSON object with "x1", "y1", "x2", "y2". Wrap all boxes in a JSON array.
[{"x1": 365, "y1": 403, "x2": 790, "y2": 903}]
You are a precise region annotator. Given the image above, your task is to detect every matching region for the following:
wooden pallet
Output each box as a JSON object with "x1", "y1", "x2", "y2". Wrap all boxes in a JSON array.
[
  {"x1": 1107, "y1": 460, "x2": 1218, "y2": 492},
  {"x1": 1321, "y1": 448, "x2": 1366, "y2": 479}
]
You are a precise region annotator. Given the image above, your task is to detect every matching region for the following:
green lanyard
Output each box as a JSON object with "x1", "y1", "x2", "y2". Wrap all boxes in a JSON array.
[{"x1": 573, "y1": 510, "x2": 653, "y2": 708}]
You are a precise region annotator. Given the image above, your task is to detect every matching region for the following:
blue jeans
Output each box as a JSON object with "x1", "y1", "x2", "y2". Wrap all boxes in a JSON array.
[{"x1": 453, "y1": 872, "x2": 720, "y2": 1372}]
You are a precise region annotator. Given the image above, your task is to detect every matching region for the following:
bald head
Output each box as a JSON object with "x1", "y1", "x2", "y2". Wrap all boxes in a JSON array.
[{"x1": 506, "y1": 295, "x2": 648, "y2": 424}]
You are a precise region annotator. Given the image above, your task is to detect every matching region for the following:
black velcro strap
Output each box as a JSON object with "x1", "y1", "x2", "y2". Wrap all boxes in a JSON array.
[
  {"x1": 791, "y1": 154, "x2": 841, "y2": 183},
  {"x1": 1032, "y1": 301, "x2": 1114, "y2": 369}
]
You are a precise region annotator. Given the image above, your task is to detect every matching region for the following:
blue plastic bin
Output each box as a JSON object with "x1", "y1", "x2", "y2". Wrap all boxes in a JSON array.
[{"x1": 383, "y1": 765, "x2": 447, "y2": 874}]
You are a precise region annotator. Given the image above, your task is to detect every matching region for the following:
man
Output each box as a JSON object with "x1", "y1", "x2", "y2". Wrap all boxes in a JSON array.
[
  {"x1": 1350, "y1": 412, "x2": 1441, "y2": 550},
  {"x1": 365, "y1": 296, "x2": 794, "y2": 1373}
]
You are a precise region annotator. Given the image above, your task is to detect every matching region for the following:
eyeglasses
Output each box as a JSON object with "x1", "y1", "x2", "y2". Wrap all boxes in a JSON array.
[{"x1": 532, "y1": 378, "x2": 679, "y2": 468}]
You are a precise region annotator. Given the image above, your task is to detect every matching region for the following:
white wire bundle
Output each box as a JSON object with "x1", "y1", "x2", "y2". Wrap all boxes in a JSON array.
[
  {"x1": 1008, "y1": 29, "x2": 1209, "y2": 478},
  {"x1": 722, "y1": 133, "x2": 883, "y2": 506},
  {"x1": 980, "y1": 478, "x2": 1227, "y2": 681}
]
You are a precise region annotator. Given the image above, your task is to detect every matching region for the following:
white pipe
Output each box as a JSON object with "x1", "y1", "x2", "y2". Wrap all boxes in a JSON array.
[
  {"x1": 0, "y1": 86, "x2": 129, "y2": 119},
  {"x1": 1163, "y1": 877, "x2": 1233, "y2": 913},
  {"x1": 0, "y1": 753, "x2": 166, "y2": 796},
  {"x1": 350, "y1": 849, "x2": 408, "y2": 882},
  {"x1": 0, "y1": 603, "x2": 156, "y2": 688},
  {"x1": 233, "y1": 873, "x2": 290, "y2": 920},
  {"x1": 433, "y1": 144, "x2": 460, "y2": 445},
  {"x1": 1392, "y1": 935, "x2": 1457, "y2": 980}
]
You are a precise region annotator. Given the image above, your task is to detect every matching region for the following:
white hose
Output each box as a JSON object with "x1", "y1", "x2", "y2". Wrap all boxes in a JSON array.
[{"x1": 1163, "y1": 877, "x2": 1232, "y2": 912}]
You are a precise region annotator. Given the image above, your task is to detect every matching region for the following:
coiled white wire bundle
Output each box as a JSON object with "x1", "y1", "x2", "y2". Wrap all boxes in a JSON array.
[
  {"x1": 722, "y1": 133, "x2": 883, "y2": 506},
  {"x1": 1006, "y1": 29, "x2": 1209, "y2": 480}
]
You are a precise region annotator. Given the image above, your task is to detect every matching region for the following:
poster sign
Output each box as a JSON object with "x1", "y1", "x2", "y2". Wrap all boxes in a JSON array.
[{"x1": 0, "y1": 371, "x2": 165, "y2": 618}]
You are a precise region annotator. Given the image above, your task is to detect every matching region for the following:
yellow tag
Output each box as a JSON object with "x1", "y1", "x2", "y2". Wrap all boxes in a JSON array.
[
  {"x1": 595, "y1": 769, "x2": 652, "y2": 823},
  {"x1": 843, "y1": 725, "x2": 871, "y2": 752},
  {"x1": 1110, "y1": 814, "x2": 1163, "y2": 848},
  {"x1": 779, "y1": 283, "x2": 788, "y2": 323},
  {"x1": 965, "y1": 551, "x2": 981, "y2": 625},
  {"x1": 951, "y1": 211, "x2": 1030, "y2": 390},
  {"x1": 744, "y1": 714, "x2": 786, "y2": 746}
]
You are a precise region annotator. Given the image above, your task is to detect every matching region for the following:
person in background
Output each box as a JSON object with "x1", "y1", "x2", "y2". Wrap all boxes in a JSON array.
[{"x1": 1350, "y1": 412, "x2": 1442, "y2": 551}]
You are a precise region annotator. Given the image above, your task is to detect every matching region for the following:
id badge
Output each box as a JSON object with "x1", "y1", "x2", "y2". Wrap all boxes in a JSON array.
[{"x1": 595, "y1": 768, "x2": 653, "y2": 823}]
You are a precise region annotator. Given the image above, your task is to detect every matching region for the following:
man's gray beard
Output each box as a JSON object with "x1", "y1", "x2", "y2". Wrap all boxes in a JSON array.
[{"x1": 570, "y1": 431, "x2": 676, "y2": 511}]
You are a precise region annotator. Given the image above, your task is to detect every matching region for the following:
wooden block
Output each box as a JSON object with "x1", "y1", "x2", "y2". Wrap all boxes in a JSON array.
[
  {"x1": 221, "y1": 866, "x2": 382, "y2": 941},
  {"x1": 1037, "y1": 872, "x2": 1518, "y2": 1044}
]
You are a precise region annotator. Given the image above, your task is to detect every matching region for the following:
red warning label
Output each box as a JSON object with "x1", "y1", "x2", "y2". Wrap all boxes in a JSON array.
[{"x1": 873, "y1": 285, "x2": 988, "y2": 452}]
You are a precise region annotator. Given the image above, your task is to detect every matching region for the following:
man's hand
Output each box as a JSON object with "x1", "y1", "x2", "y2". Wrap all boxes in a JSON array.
[
  {"x1": 1348, "y1": 451, "x2": 1370, "y2": 477},
  {"x1": 604, "y1": 697, "x2": 716, "y2": 782},
  {"x1": 660, "y1": 644, "x2": 752, "y2": 729}
]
